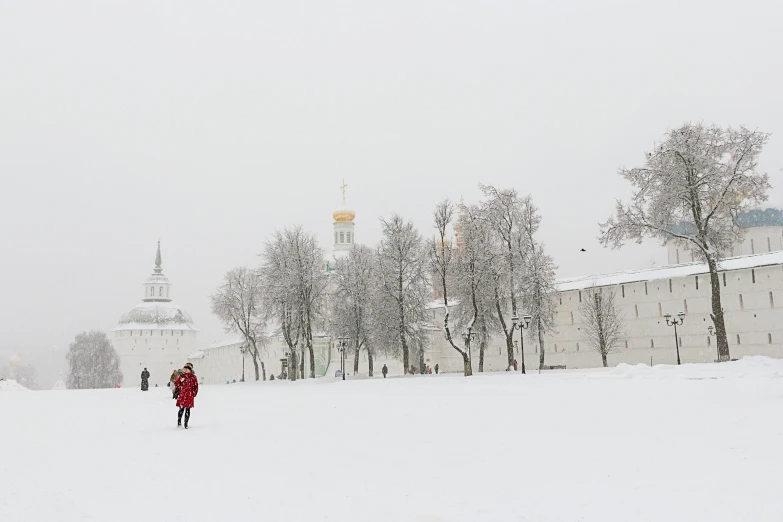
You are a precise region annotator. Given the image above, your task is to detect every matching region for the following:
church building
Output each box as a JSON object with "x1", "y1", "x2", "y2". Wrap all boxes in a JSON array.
[{"x1": 113, "y1": 242, "x2": 198, "y2": 387}]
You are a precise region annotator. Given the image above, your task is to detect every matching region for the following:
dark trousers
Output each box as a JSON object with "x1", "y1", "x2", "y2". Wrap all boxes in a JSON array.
[{"x1": 177, "y1": 407, "x2": 191, "y2": 426}]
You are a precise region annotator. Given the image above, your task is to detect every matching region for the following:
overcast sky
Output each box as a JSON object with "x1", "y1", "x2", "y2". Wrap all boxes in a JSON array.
[{"x1": 1, "y1": 0, "x2": 781, "y2": 357}]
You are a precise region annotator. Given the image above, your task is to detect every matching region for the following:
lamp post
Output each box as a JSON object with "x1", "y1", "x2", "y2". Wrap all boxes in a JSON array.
[
  {"x1": 462, "y1": 331, "x2": 477, "y2": 369},
  {"x1": 240, "y1": 345, "x2": 246, "y2": 382},
  {"x1": 337, "y1": 337, "x2": 349, "y2": 381},
  {"x1": 664, "y1": 311, "x2": 685, "y2": 365},
  {"x1": 708, "y1": 326, "x2": 719, "y2": 362},
  {"x1": 511, "y1": 313, "x2": 532, "y2": 374}
]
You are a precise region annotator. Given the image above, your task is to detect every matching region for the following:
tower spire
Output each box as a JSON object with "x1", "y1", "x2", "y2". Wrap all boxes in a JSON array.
[{"x1": 154, "y1": 239, "x2": 162, "y2": 274}]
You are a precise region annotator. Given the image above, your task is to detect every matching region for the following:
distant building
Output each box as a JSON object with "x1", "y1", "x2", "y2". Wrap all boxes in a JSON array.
[
  {"x1": 197, "y1": 195, "x2": 783, "y2": 381},
  {"x1": 113, "y1": 241, "x2": 198, "y2": 387}
]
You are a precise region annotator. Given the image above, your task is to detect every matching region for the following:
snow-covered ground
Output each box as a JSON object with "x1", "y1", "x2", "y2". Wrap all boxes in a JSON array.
[{"x1": 2, "y1": 358, "x2": 782, "y2": 521}]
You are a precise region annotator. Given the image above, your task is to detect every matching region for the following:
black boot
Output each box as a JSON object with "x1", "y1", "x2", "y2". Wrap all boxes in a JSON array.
[
  {"x1": 184, "y1": 408, "x2": 191, "y2": 429},
  {"x1": 177, "y1": 407, "x2": 184, "y2": 427}
]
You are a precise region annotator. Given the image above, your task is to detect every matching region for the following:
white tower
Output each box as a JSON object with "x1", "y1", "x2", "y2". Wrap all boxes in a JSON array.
[
  {"x1": 112, "y1": 241, "x2": 198, "y2": 387},
  {"x1": 333, "y1": 180, "x2": 356, "y2": 259}
]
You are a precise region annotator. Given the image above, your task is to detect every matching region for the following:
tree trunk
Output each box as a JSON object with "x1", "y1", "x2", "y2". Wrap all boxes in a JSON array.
[
  {"x1": 300, "y1": 347, "x2": 305, "y2": 379},
  {"x1": 368, "y1": 348, "x2": 374, "y2": 377},
  {"x1": 252, "y1": 354, "x2": 260, "y2": 381},
  {"x1": 419, "y1": 350, "x2": 425, "y2": 374},
  {"x1": 462, "y1": 351, "x2": 473, "y2": 376},
  {"x1": 479, "y1": 339, "x2": 485, "y2": 372},
  {"x1": 308, "y1": 344, "x2": 316, "y2": 378},
  {"x1": 290, "y1": 350, "x2": 298, "y2": 381},
  {"x1": 353, "y1": 342, "x2": 360, "y2": 374},
  {"x1": 505, "y1": 331, "x2": 514, "y2": 369},
  {"x1": 261, "y1": 361, "x2": 266, "y2": 381},
  {"x1": 538, "y1": 320, "x2": 546, "y2": 371},
  {"x1": 707, "y1": 256, "x2": 731, "y2": 361},
  {"x1": 601, "y1": 351, "x2": 608, "y2": 368}
]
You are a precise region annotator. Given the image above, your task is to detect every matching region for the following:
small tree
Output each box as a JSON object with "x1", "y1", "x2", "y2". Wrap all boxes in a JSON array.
[
  {"x1": 430, "y1": 199, "x2": 472, "y2": 376},
  {"x1": 66, "y1": 330, "x2": 123, "y2": 389},
  {"x1": 600, "y1": 124, "x2": 770, "y2": 361},
  {"x1": 516, "y1": 197, "x2": 558, "y2": 370},
  {"x1": 210, "y1": 266, "x2": 267, "y2": 381},
  {"x1": 579, "y1": 285, "x2": 626, "y2": 367}
]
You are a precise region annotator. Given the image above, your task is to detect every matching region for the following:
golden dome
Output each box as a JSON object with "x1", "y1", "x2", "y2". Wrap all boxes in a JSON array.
[{"x1": 333, "y1": 206, "x2": 356, "y2": 223}]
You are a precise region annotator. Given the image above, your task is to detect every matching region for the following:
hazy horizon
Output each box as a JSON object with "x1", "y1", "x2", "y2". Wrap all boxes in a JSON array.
[{"x1": 2, "y1": 0, "x2": 782, "y2": 365}]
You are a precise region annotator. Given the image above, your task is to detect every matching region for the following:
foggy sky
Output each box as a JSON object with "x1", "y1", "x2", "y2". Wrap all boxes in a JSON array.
[{"x1": 2, "y1": 0, "x2": 782, "y2": 357}]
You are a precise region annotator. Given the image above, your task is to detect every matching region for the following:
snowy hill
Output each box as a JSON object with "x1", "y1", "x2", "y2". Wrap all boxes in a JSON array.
[{"x1": 1, "y1": 358, "x2": 781, "y2": 521}]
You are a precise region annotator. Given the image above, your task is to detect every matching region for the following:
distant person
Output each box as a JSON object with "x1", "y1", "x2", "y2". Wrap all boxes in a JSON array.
[
  {"x1": 140, "y1": 368, "x2": 150, "y2": 391},
  {"x1": 427, "y1": 367, "x2": 432, "y2": 375},
  {"x1": 513, "y1": 359, "x2": 518, "y2": 371},
  {"x1": 410, "y1": 365, "x2": 416, "y2": 375},
  {"x1": 382, "y1": 364, "x2": 388, "y2": 378},
  {"x1": 176, "y1": 363, "x2": 198, "y2": 429},
  {"x1": 434, "y1": 364, "x2": 439, "y2": 375}
]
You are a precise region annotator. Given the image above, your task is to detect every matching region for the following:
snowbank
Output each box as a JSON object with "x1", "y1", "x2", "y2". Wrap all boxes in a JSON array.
[{"x1": 0, "y1": 379, "x2": 29, "y2": 392}]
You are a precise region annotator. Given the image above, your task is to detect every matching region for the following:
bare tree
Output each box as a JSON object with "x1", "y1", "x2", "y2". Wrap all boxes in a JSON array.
[
  {"x1": 331, "y1": 244, "x2": 377, "y2": 376},
  {"x1": 210, "y1": 266, "x2": 267, "y2": 381},
  {"x1": 516, "y1": 197, "x2": 558, "y2": 370},
  {"x1": 66, "y1": 330, "x2": 123, "y2": 389},
  {"x1": 376, "y1": 214, "x2": 429, "y2": 374},
  {"x1": 600, "y1": 124, "x2": 770, "y2": 361},
  {"x1": 480, "y1": 184, "x2": 524, "y2": 371},
  {"x1": 579, "y1": 285, "x2": 625, "y2": 367},
  {"x1": 430, "y1": 199, "x2": 472, "y2": 376}
]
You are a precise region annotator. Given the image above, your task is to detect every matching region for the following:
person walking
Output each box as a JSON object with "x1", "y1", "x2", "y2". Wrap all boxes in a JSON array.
[
  {"x1": 140, "y1": 368, "x2": 150, "y2": 391},
  {"x1": 175, "y1": 363, "x2": 199, "y2": 429},
  {"x1": 382, "y1": 364, "x2": 388, "y2": 378},
  {"x1": 434, "y1": 364, "x2": 439, "y2": 375},
  {"x1": 513, "y1": 359, "x2": 518, "y2": 371}
]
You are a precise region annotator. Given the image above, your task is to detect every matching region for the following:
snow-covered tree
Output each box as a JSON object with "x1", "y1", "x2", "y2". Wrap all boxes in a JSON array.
[
  {"x1": 455, "y1": 203, "x2": 500, "y2": 372},
  {"x1": 66, "y1": 330, "x2": 122, "y2": 389},
  {"x1": 260, "y1": 230, "x2": 302, "y2": 380},
  {"x1": 600, "y1": 124, "x2": 770, "y2": 361},
  {"x1": 578, "y1": 285, "x2": 626, "y2": 367},
  {"x1": 430, "y1": 199, "x2": 472, "y2": 376},
  {"x1": 330, "y1": 244, "x2": 377, "y2": 376},
  {"x1": 261, "y1": 227, "x2": 329, "y2": 379},
  {"x1": 376, "y1": 214, "x2": 430, "y2": 374},
  {"x1": 516, "y1": 197, "x2": 558, "y2": 370},
  {"x1": 480, "y1": 184, "x2": 525, "y2": 371},
  {"x1": 210, "y1": 266, "x2": 267, "y2": 381}
]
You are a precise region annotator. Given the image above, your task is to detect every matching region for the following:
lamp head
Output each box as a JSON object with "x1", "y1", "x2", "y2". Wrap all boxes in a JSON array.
[
  {"x1": 523, "y1": 315, "x2": 532, "y2": 327},
  {"x1": 511, "y1": 314, "x2": 519, "y2": 325},
  {"x1": 677, "y1": 311, "x2": 685, "y2": 320},
  {"x1": 663, "y1": 313, "x2": 672, "y2": 320}
]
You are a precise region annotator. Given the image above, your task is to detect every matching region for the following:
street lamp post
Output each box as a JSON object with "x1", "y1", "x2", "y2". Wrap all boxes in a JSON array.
[
  {"x1": 664, "y1": 311, "x2": 686, "y2": 365},
  {"x1": 708, "y1": 326, "x2": 719, "y2": 362},
  {"x1": 337, "y1": 337, "x2": 349, "y2": 381},
  {"x1": 511, "y1": 313, "x2": 532, "y2": 374},
  {"x1": 240, "y1": 345, "x2": 246, "y2": 382}
]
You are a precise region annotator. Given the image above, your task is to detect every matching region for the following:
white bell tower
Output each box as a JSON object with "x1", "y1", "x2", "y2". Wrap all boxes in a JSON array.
[{"x1": 333, "y1": 180, "x2": 356, "y2": 259}]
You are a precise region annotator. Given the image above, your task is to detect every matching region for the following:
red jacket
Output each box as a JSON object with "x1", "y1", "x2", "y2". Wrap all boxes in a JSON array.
[{"x1": 175, "y1": 372, "x2": 199, "y2": 409}]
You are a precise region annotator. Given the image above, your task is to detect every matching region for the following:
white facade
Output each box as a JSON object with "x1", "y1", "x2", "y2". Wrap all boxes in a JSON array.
[
  {"x1": 425, "y1": 251, "x2": 783, "y2": 373},
  {"x1": 113, "y1": 242, "x2": 198, "y2": 387}
]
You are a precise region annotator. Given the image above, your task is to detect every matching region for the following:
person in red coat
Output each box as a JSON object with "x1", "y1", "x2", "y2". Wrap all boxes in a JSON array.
[{"x1": 176, "y1": 362, "x2": 199, "y2": 429}]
